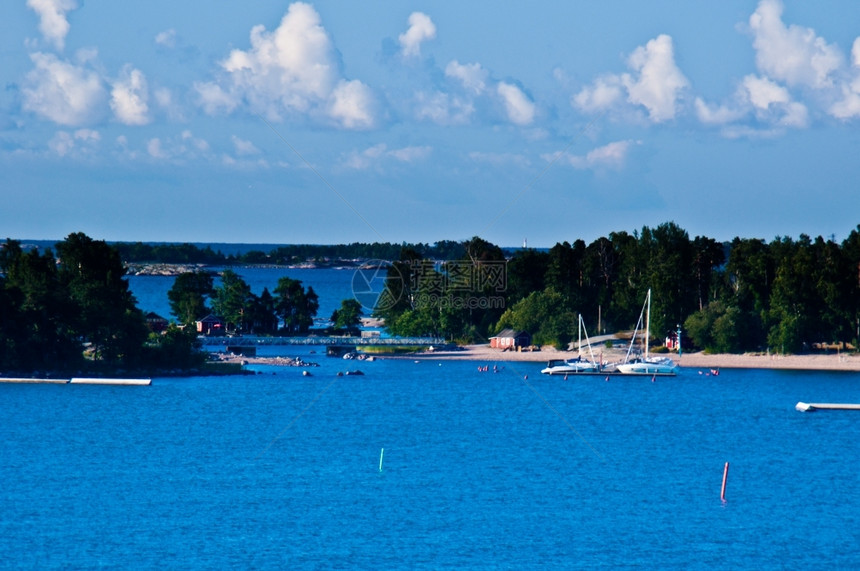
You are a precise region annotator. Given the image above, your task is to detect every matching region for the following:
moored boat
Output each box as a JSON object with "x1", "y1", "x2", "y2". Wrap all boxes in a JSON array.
[
  {"x1": 616, "y1": 289, "x2": 678, "y2": 376},
  {"x1": 541, "y1": 314, "x2": 600, "y2": 375},
  {"x1": 541, "y1": 357, "x2": 599, "y2": 375}
]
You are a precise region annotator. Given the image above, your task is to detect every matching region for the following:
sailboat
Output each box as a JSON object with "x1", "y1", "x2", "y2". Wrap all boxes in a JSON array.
[
  {"x1": 615, "y1": 289, "x2": 678, "y2": 376},
  {"x1": 541, "y1": 314, "x2": 600, "y2": 375}
]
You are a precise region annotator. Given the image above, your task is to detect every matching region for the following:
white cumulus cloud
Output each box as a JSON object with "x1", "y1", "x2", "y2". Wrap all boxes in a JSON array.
[
  {"x1": 329, "y1": 79, "x2": 375, "y2": 129},
  {"x1": 414, "y1": 91, "x2": 474, "y2": 125},
  {"x1": 622, "y1": 35, "x2": 689, "y2": 122},
  {"x1": 742, "y1": 74, "x2": 789, "y2": 109},
  {"x1": 399, "y1": 12, "x2": 436, "y2": 57},
  {"x1": 497, "y1": 82, "x2": 535, "y2": 126},
  {"x1": 445, "y1": 61, "x2": 488, "y2": 95},
  {"x1": 22, "y1": 52, "x2": 106, "y2": 126},
  {"x1": 574, "y1": 34, "x2": 687, "y2": 122},
  {"x1": 572, "y1": 75, "x2": 625, "y2": 114},
  {"x1": 742, "y1": 75, "x2": 808, "y2": 128},
  {"x1": 27, "y1": 0, "x2": 77, "y2": 51},
  {"x1": 749, "y1": 0, "x2": 843, "y2": 89},
  {"x1": 695, "y1": 73, "x2": 809, "y2": 132},
  {"x1": 552, "y1": 140, "x2": 638, "y2": 170},
  {"x1": 110, "y1": 65, "x2": 150, "y2": 125},
  {"x1": 195, "y1": 2, "x2": 375, "y2": 129},
  {"x1": 48, "y1": 128, "x2": 99, "y2": 157},
  {"x1": 693, "y1": 98, "x2": 746, "y2": 125},
  {"x1": 195, "y1": 82, "x2": 238, "y2": 115},
  {"x1": 155, "y1": 29, "x2": 177, "y2": 49},
  {"x1": 830, "y1": 79, "x2": 860, "y2": 119},
  {"x1": 830, "y1": 37, "x2": 860, "y2": 119}
]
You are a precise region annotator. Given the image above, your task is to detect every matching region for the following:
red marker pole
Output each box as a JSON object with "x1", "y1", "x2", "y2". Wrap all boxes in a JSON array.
[{"x1": 720, "y1": 462, "x2": 730, "y2": 502}]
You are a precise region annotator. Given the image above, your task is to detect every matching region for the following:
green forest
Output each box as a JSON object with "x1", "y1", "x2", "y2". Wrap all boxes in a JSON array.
[
  {"x1": 3, "y1": 222, "x2": 860, "y2": 376},
  {"x1": 0, "y1": 233, "x2": 205, "y2": 375},
  {"x1": 376, "y1": 223, "x2": 860, "y2": 354}
]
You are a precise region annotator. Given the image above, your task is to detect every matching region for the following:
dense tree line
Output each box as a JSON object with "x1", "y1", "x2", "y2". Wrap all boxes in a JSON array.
[
  {"x1": 167, "y1": 270, "x2": 320, "y2": 335},
  {"x1": 115, "y1": 242, "x2": 227, "y2": 264},
  {"x1": 377, "y1": 223, "x2": 860, "y2": 353},
  {"x1": 0, "y1": 234, "x2": 204, "y2": 374},
  {"x1": 375, "y1": 237, "x2": 509, "y2": 342}
]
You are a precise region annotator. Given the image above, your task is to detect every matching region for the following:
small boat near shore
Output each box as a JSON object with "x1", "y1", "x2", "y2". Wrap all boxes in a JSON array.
[
  {"x1": 541, "y1": 315, "x2": 600, "y2": 375},
  {"x1": 615, "y1": 289, "x2": 678, "y2": 376},
  {"x1": 541, "y1": 357, "x2": 599, "y2": 375}
]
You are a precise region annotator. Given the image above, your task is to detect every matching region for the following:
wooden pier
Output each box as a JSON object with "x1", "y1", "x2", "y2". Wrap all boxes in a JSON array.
[
  {"x1": 796, "y1": 402, "x2": 860, "y2": 412},
  {"x1": 0, "y1": 377, "x2": 69, "y2": 384},
  {"x1": 1, "y1": 377, "x2": 151, "y2": 385},
  {"x1": 70, "y1": 378, "x2": 152, "y2": 385}
]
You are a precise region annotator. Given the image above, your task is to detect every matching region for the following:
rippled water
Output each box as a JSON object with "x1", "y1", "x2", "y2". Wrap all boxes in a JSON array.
[{"x1": 2, "y1": 356, "x2": 859, "y2": 568}]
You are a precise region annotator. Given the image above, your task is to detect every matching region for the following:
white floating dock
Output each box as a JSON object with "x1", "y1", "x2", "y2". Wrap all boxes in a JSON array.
[
  {"x1": 796, "y1": 402, "x2": 860, "y2": 412},
  {"x1": 0, "y1": 377, "x2": 69, "y2": 384},
  {"x1": 70, "y1": 378, "x2": 151, "y2": 386}
]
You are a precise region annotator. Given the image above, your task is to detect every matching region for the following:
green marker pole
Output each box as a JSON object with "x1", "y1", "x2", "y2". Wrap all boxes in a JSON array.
[{"x1": 379, "y1": 448, "x2": 384, "y2": 472}]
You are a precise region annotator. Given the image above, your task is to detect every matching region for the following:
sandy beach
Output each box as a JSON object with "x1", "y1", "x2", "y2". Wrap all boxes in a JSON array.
[
  {"x1": 214, "y1": 342, "x2": 860, "y2": 372},
  {"x1": 388, "y1": 344, "x2": 860, "y2": 372}
]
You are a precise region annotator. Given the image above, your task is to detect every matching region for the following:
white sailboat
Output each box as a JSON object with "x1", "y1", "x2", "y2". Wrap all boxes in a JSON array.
[
  {"x1": 616, "y1": 289, "x2": 678, "y2": 376},
  {"x1": 541, "y1": 314, "x2": 600, "y2": 375}
]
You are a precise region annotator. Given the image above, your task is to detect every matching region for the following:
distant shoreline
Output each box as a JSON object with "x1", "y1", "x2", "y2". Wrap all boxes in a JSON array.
[{"x1": 125, "y1": 262, "x2": 363, "y2": 276}]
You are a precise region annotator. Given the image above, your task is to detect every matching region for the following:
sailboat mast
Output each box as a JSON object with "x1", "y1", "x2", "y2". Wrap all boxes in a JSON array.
[
  {"x1": 578, "y1": 314, "x2": 582, "y2": 357},
  {"x1": 645, "y1": 289, "x2": 651, "y2": 359}
]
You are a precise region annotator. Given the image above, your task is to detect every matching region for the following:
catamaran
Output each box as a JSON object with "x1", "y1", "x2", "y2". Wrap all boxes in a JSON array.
[{"x1": 615, "y1": 289, "x2": 678, "y2": 376}]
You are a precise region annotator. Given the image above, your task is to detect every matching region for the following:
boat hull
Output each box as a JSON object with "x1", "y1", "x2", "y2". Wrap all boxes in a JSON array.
[
  {"x1": 541, "y1": 364, "x2": 600, "y2": 375},
  {"x1": 540, "y1": 359, "x2": 599, "y2": 375},
  {"x1": 615, "y1": 359, "x2": 678, "y2": 376}
]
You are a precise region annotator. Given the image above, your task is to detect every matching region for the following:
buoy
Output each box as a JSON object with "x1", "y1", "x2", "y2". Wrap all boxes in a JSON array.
[
  {"x1": 379, "y1": 448, "x2": 385, "y2": 472},
  {"x1": 720, "y1": 461, "x2": 729, "y2": 502}
]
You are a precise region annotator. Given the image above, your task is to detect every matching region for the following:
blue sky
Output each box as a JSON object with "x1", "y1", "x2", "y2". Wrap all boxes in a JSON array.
[{"x1": 2, "y1": 0, "x2": 860, "y2": 247}]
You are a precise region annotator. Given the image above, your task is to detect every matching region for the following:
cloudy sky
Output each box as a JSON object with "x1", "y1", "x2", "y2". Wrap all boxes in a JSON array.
[{"x1": 2, "y1": 0, "x2": 860, "y2": 246}]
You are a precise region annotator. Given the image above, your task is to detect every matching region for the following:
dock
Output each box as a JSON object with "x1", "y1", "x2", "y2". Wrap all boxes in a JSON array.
[
  {"x1": 796, "y1": 402, "x2": 860, "y2": 412},
  {"x1": 0, "y1": 377, "x2": 150, "y2": 385},
  {"x1": 70, "y1": 378, "x2": 152, "y2": 385},
  {"x1": 0, "y1": 377, "x2": 70, "y2": 384}
]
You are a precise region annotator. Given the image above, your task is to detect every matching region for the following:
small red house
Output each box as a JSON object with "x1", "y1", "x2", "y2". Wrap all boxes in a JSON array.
[
  {"x1": 490, "y1": 329, "x2": 531, "y2": 350},
  {"x1": 196, "y1": 314, "x2": 224, "y2": 336}
]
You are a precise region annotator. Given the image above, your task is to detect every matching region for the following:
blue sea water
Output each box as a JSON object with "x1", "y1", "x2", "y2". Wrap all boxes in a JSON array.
[{"x1": 2, "y1": 358, "x2": 859, "y2": 569}]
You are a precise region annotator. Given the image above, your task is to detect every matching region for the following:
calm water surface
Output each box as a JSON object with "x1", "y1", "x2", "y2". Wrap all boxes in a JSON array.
[{"x1": 2, "y1": 355, "x2": 859, "y2": 569}]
